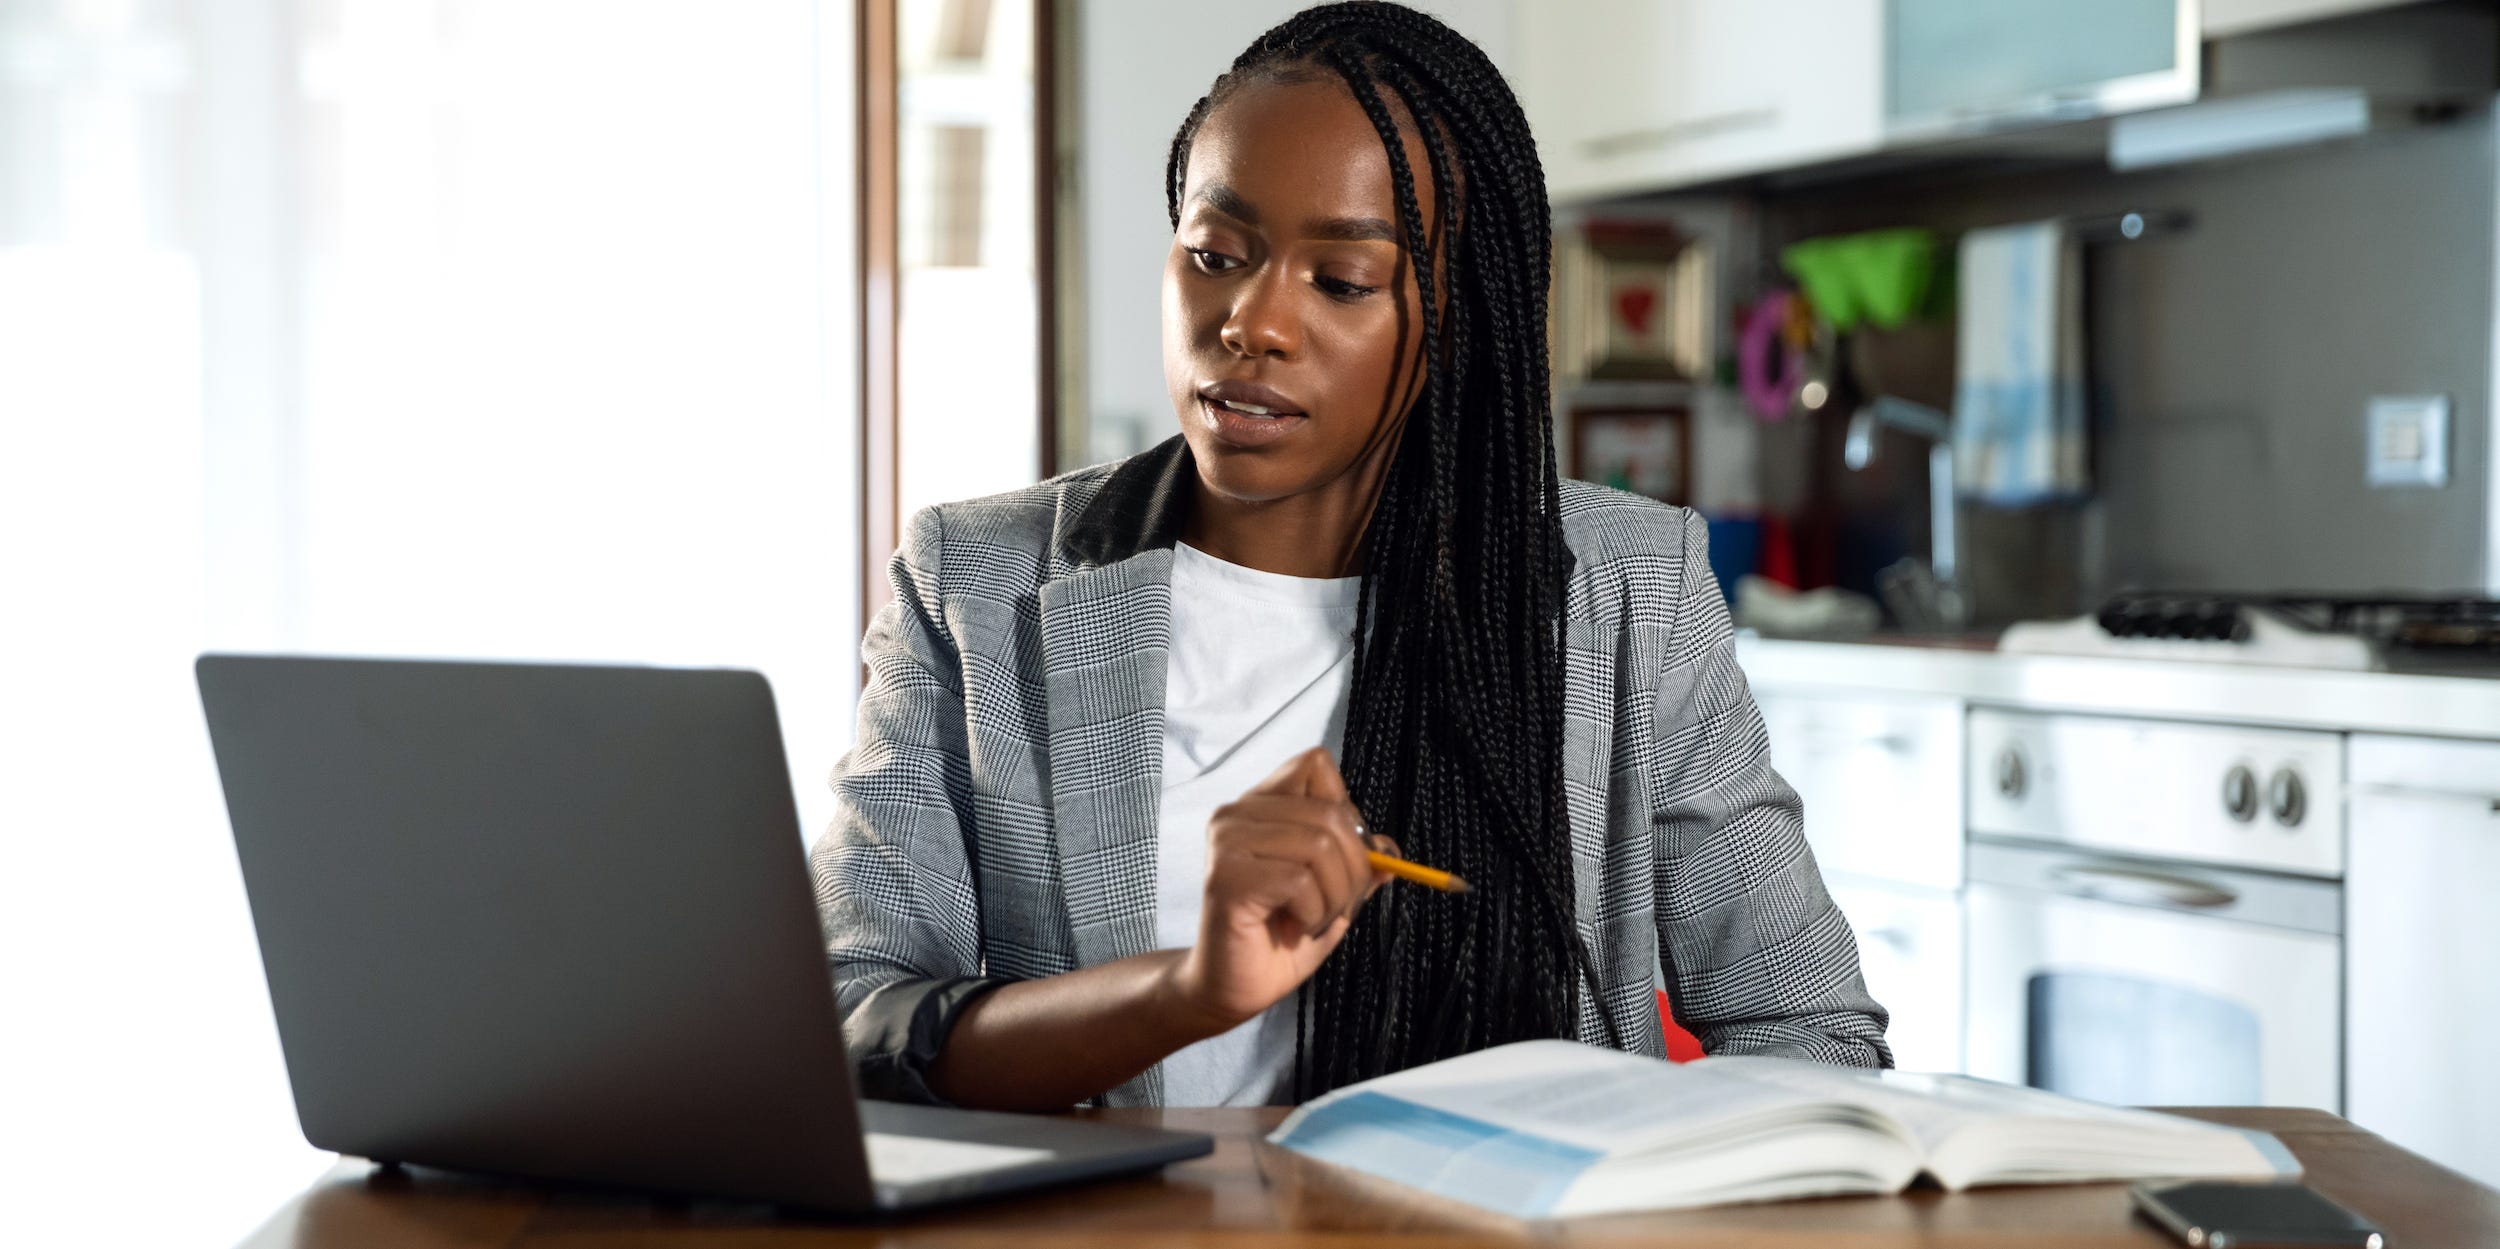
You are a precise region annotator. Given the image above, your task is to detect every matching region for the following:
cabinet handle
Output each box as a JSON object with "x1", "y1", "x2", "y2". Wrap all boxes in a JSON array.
[
  {"x1": 2358, "y1": 786, "x2": 2500, "y2": 815},
  {"x1": 1581, "y1": 107, "x2": 1779, "y2": 158}
]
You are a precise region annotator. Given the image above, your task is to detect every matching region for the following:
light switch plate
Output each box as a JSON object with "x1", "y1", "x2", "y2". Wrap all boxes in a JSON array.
[{"x1": 2366, "y1": 395, "x2": 2449, "y2": 488}]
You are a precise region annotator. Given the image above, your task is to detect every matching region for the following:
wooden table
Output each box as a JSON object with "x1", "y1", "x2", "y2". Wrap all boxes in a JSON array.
[{"x1": 237, "y1": 1107, "x2": 2500, "y2": 1248}]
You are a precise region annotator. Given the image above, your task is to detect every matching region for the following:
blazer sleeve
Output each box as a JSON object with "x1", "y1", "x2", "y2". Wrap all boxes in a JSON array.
[
  {"x1": 1648, "y1": 508, "x2": 1893, "y2": 1068},
  {"x1": 808, "y1": 505, "x2": 1005, "y2": 1104}
]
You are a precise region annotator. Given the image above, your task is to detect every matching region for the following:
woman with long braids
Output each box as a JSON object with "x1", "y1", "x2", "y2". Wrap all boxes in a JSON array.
[{"x1": 813, "y1": 0, "x2": 1888, "y2": 1109}]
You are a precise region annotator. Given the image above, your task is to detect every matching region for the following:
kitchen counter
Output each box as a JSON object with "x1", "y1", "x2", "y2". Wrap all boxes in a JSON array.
[{"x1": 1736, "y1": 634, "x2": 2500, "y2": 739}]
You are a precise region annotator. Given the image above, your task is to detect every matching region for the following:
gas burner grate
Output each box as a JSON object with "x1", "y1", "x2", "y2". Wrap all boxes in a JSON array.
[{"x1": 2098, "y1": 593, "x2": 2500, "y2": 651}]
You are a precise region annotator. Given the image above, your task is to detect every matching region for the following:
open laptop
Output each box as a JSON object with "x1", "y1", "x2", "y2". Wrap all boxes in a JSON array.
[{"x1": 195, "y1": 653, "x2": 1211, "y2": 1214}]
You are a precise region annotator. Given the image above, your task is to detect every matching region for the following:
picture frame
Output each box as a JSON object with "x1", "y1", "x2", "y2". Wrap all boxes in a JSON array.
[
  {"x1": 1571, "y1": 406, "x2": 1691, "y2": 505},
  {"x1": 1554, "y1": 221, "x2": 1711, "y2": 383}
]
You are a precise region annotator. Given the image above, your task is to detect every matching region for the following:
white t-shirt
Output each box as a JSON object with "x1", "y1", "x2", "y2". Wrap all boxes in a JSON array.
[{"x1": 1155, "y1": 541, "x2": 1360, "y2": 1107}]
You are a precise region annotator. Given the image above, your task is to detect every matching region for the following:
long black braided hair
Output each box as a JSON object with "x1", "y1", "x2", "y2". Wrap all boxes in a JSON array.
[{"x1": 1165, "y1": 1, "x2": 1612, "y2": 1096}]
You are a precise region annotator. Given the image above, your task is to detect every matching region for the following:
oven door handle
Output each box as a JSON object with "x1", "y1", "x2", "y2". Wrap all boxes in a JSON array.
[{"x1": 2046, "y1": 864, "x2": 2238, "y2": 910}]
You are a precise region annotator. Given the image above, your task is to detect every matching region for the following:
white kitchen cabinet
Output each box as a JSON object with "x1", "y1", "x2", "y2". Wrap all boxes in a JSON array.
[
  {"x1": 1886, "y1": 0, "x2": 2197, "y2": 139},
  {"x1": 1517, "y1": 0, "x2": 1882, "y2": 201},
  {"x1": 1756, "y1": 688, "x2": 1965, "y2": 1072},
  {"x1": 1825, "y1": 873, "x2": 1963, "y2": 1072},
  {"x1": 1756, "y1": 690, "x2": 1963, "y2": 890},
  {"x1": 2346, "y1": 734, "x2": 2500, "y2": 1190}
]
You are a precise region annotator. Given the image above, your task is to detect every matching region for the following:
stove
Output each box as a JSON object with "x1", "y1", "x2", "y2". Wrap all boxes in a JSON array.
[{"x1": 1999, "y1": 594, "x2": 2500, "y2": 672}]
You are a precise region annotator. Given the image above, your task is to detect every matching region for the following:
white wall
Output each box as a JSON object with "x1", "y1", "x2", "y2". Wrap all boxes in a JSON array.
[
  {"x1": 1072, "y1": 0, "x2": 1517, "y2": 464},
  {"x1": 0, "y1": 4, "x2": 858, "y2": 1245}
]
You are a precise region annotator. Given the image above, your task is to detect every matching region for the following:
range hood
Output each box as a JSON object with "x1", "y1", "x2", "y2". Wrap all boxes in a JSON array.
[
  {"x1": 1713, "y1": 1, "x2": 2496, "y2": 198},
  {"x1": 2109, "y1": 2, "x2": 2494, "y2": 170}
]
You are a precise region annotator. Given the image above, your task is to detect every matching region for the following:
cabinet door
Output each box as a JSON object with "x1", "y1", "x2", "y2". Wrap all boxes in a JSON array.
[
  {"x1": 2347, "y1": 737, "x2": 2500, "y2": 1190},
  {"x1": 1756, "y1": 691, "x2": 1963, "y2": 890},
  {"x1": 1826, "y1": 874, "x2": 1962, "y2": 1073},
  {"x1": 1520, "y1": 0, "x2": 1881, "y2": 200},
  {"x1": 1886, "y1": 0, "x2": 2193, "y2": 134}
]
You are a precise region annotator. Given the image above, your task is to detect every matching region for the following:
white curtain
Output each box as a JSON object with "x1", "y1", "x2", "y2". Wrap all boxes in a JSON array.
[{"x1": 0, "y1": 2, "x2": 859, "y2": 1243}]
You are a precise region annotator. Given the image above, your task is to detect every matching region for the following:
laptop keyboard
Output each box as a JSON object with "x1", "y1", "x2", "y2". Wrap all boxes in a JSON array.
[{"x1": 865, "y1": 1132, "x2": 1055, "y2": 1184}]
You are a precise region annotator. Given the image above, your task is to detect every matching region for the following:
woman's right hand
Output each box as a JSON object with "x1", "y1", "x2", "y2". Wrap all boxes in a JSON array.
[
  {"x1": 929, "y1": 747, "x2": 1397, "y2": 1110},
  {"x1": 1165, "y1": 746, "x2": 1390, "y2": 1031}
]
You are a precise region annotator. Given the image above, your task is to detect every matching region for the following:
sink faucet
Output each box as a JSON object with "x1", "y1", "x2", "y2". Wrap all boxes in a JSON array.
[{"x1": 1844, "y1": 396, "x2": 1966, "y2": 629}]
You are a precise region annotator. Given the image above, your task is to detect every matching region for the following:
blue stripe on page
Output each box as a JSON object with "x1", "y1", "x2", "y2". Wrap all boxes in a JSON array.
[{"x1": 1270, "y1": 1092, "x2": 1603, "y2": 1217}]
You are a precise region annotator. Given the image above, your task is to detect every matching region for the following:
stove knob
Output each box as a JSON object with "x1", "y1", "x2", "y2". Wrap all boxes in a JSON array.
[
  {"x1": 2223, "y1": 765, "x2": 2259, "y2": 823},
  {"x1": 1995, "y1": 745, "x2": 2027, "y2": 801},
  {"x1": 2269, "y1": 768, "x2": 2307, "y2": 828}
]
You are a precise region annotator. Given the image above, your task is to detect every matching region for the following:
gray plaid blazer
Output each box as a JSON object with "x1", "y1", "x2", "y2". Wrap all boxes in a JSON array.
[{"x1": 809, "y1": 436, "x2": 1889, "y2": 1107}]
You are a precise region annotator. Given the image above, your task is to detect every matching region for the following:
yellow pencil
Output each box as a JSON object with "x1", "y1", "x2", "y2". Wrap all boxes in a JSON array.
[{"x1": 1367, "y1": 850, "x2": 1472, "y2": 894}]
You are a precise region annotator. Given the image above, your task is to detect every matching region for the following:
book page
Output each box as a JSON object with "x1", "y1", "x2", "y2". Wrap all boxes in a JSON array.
[
  {"x1": 1696, "y1": 1056, "x2": 2295, "y2": 1189},
  {"x1": 1701, "y1": 1058, "x2": 2230, "y2": 1149},
  {"x1": 1269, "y1": 1043, "x2": 2293, "y2": 1214},
  {"x1": 1694, "y1": 1058, "x2": 2031, "y2": 1151},
  {"x1": 1267, "y1": 1040, "x2": 1906, "y2": 1218},
  {"x1": 1330, "y1": 1040, "x2": 1829, "y2": 1153}
]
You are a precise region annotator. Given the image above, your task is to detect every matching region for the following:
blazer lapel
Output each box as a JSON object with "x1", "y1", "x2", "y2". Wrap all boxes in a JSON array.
[
  {"x1": 1040, "y1": 435, "x2": 1195, "y2": 987},
  {"x1": 1037, "y1": 553, "x2": 1174, "y2": 977},
  {"x1": 1039, "y1": 437, "x2": 1196, "y2": 1107}
]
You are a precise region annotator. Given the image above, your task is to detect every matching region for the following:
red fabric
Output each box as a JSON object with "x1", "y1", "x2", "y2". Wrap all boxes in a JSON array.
[
  {"x1": 1757, "y1": 512, "x2": 1799, "y2": 588},
  {"x1": 1656, "y1": 989, "x2": 1705, "y2": 1062}
]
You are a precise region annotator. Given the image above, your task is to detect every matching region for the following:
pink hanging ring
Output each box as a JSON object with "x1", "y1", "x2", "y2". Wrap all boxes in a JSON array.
[{"x1": 1739, "y1": 290, "x2": 1804, "y2": 422}]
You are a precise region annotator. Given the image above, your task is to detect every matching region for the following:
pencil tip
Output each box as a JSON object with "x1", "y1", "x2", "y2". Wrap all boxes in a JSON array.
[{"x1": 1448, "y1": 878, "x2": 1473, "y2": 894}]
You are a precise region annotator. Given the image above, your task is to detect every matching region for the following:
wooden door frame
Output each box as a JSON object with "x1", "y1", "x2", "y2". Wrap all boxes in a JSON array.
[
  {"x1": 859, "y1": 0, "x2": 901, "y2": 623},
  {"x1": 858, "y1": 0, "x2": 1059, "y2": 624},
  {"x1": 1033, "y1": 0, "x2": 1061, "y2": 482}
]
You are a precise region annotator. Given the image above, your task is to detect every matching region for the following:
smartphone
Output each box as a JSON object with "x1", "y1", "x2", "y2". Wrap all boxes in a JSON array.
[{"x1": 2130, "y1": 1180, "x2": 2387, "y2": 1249}]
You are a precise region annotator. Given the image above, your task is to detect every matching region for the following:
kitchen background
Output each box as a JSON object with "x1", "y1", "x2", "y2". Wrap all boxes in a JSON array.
[
  {"x1": 1058, "y1": 0, "x2": 2500, "y2": 1201},
  {"x1": 7, "y1": 2, "x2": 2498, "y2": 1245}
]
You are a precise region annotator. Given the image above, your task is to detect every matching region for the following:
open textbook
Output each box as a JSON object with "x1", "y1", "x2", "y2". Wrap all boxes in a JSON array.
[{"x1": 1269, "y1": 1040, "x2": 2298, "y2": 1218}]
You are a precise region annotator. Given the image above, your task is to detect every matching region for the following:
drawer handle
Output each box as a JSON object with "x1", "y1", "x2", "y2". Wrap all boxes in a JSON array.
[
  {"x1": 1798, "y1": 729, "x2": 1917, "y2": 754},
  {"x1": 2048, "y1": 864, "x2": 2237, "y2": 910},
  {"x1": 2357, "y1": 786, "x2": 2500, "y2": 813}
]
